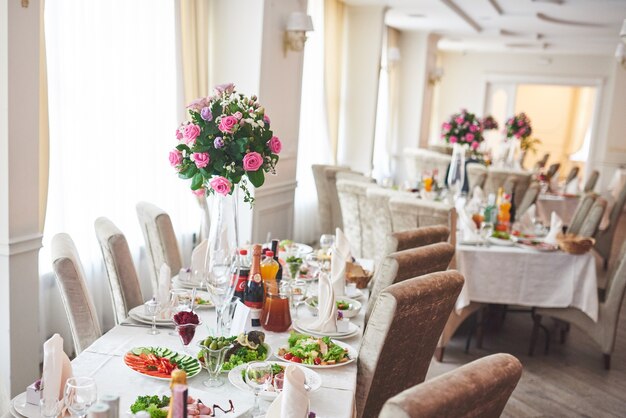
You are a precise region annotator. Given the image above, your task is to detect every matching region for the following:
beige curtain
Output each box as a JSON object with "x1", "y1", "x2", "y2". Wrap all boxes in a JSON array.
[
  {"x1": 39, "y1": 0, "x2": 49, "y2": 233},
  {"x1": 179, "y1": 0, "x2": 209, "y2": 105},
  {"x1": 386, "y1": 27, "x2": 400, "y2": 159},
  {"x1": 324, "y1": 0, "x2": 345, "y2": 164}
]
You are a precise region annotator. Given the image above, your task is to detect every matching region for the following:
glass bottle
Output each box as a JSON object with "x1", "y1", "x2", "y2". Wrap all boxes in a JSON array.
[
  {"x1": 244, "y1": 244, "x2": 264, "y2": 327},
  {"x1": 233, "y1": 249, "x2": 250, "y2": 301},
  {"x1": 270, "y1": 239, "x2": 283, "y2": 284},
  {"x1": 166, "y1": 370, "x2": 187, "y2": 418},
  {"x1": 260, "y1": 250, "x2": 280, "y2": 294}
]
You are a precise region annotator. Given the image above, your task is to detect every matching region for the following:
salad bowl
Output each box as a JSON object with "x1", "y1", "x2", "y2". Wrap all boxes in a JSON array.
[
  {"x1": 274, "y1": 333, "x2": 358, "y2": 369},
  {"x1": 228, "y1": 361, "x2": 322, "y2": 399}
]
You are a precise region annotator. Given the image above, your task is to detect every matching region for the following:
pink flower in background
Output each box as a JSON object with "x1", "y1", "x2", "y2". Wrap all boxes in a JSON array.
[
  {"x1": 515, "y1": 132, "x2": 522, "y2": 138},
  {"x1": 469, "y1": 125, "x2": 478, "y2": 133},
  {"x1": 176, "y1": 129, "x2": 183, "y2": 140},
  {"x1": 455, "y1": 116, "x2": 464, "y2": 124},
  {"x1": 264, "y1": 114, "x2": 271, "y2": 125},
  {"x1": 183, "y1": 123, "x2": 201, "y2": 145},
  {"x1": 214, "y1": 83, "x2": 235, "y2": 95},
  {"x1": 192, "y1": 152, "x2": 210, "y2": 168},
  {"x1": 186, "y1": 97, "x2": 209, "y2": 111},
  {"x1": 192, "y1": 188, "x2": 206, "y2": 197},
  {"x1": 267, "y1": 136, "x2": 282, "y2": 154},
  {"x1": 243, "y1": 151, "x2": 263, "y2": 171},
  {"x1": 450, "y1": 136, "x2": 458, "y2": 144},
  {"x1": 209, "y1": 176, "x2": 232, "y2": 196},
  {"x1": 218, "y1": 115, "x2": 238, "y2": 133},
  {"x1": 465, "y1": 133, "x2": 475, "y2": 142},
  {"x1": 442, "y1": 122, "x2": 451, "y2": 131},
  {"x1": 169, "y1": 150, "x2": 183, "y2": 167},
  {"x1": 471, "y1": 141, "x2": 480, "y2": 150},
  {"x1": 517, "y1": 120, "x2": 524, "y2": 127},
  {"x1": 234, "y1": 111, "x2": 243, "y2": 120}
]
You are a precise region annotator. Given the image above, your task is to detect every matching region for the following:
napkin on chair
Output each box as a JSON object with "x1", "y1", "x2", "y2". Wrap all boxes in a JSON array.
[
  {"x1": 190, "y1": 239, "x2": 208, "y2": 279},
  {"x1": 157, "y1": 263, "x2": 171, "y2": 306},
  {"x1": 544, "y1": 212, "x2": 563, "y2": 245},
  {"x1": 42, "y1": 334, "x2": 73, "y2": 401},
  {"x1": 307, "y1": 268, "x2": 337, "y2": 333},
  {"x1": 278, "y1": 365, "x2": 309, "y2": 418},
  {"x1": 331, "y1": 228, "x2": 351, "y2": 297}
]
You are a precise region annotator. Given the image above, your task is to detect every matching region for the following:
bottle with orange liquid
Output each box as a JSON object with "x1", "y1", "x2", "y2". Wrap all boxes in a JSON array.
[
  {"x1": 496, "y1": 193, "x2": 512, "y2": 232},
  {"x1": 260, "y1": 251, "x2": 280, "y2": 294}
]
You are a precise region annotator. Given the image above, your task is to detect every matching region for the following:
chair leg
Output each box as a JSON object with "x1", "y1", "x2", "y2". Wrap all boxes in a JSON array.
[
  {"x1": 529, "y1": 313, "x2": 542, "y2": 356},
  {"x1": 434, "y1": 346, "x2": 445, "y2": 362},
  {"x1": 604, "y1": 354, "x2": 611, "y2": 370},
  {"x1": 476, "y1": 308, "x2": 484, "y2": 349},
  {"x1": 559, "y1": 322, "x2": 570, "y2": 344},
  {"x1": 603, "y1": 258, "x2": 609, "y2": 271}
]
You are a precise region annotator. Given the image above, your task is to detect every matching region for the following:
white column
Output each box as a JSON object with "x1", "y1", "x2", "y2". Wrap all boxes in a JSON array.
[{"x1": 0, "y1": 0, "x2": 43, "y2": 396}]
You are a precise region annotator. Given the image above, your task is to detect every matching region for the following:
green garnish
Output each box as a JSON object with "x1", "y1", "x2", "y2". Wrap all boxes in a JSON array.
[{"x1": 130, "y1": 395, "x2": 170, "y2": 418}]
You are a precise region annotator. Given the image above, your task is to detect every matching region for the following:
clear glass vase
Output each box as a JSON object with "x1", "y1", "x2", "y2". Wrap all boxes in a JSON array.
[
  {"x1": 447, "y1": 142, "x2": 466, "y2": 200},
  {"x1": 203, "y1": 187, "x2": 240, "y2": 336}
]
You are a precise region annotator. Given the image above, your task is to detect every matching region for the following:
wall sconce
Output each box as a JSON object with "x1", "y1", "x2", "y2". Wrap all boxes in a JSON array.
[
  {"x1": 616, "y1": 43, "x2": 626, "y2": 69},
  {"x1": 284, "y1": 12, "x2": 314, "y2": 55},
  {"x1": 428, "y1": 67, "x2": 444, "y2": 85}
]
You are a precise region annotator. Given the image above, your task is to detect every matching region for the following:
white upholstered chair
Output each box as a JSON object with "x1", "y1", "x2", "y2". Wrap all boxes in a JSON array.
[
  {"x1": 388, "y1": 196, "x2": 457, "y2": 248},
  {"x1": 404, "y1": 148, "x2": 451, "y2": 185},
  {"x1": 517, "y1": 181, "x2": 541, "y2": 218},
  {"x1": 567, "y1": 193, "x2": 596, "y2": 235},
  {"x1": 95, "y1": 217, "x2": 144, "y2": 324},
  {"x1": 136, "y1": 202, "x2": 183, "y2": 296},
  {"x1": 595, "y1": 181, "x2": 626, "y2": 269},
  {"x1": 484, "y1": 169, "x2": 532, "y2": 208},
  {"x1": 336, "y1": 177, "x2": 377, "y2": 258},
  {"x1": 584, "y1": 170, "x2": 600, "y2": 193},
  {"x1": 578, "y1": 198, "x2": 607, "y2": 238},
  {"x1": 466, "y1": 163, "x2": 487, "y2": 192},
  {"x1": 51, "y1": 233, "x2": 102, "y2": 355}
]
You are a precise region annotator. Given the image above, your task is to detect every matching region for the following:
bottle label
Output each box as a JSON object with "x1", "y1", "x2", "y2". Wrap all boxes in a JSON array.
[
  {"x1": 235, "y1": 276, "x2": 247, "y2": 292},
  {"x1": 248, "y1": 307, "x2": 262, "y2": 320},
  {"x1": 252, "y1": 273, "x2": 262, "y2": 283}
]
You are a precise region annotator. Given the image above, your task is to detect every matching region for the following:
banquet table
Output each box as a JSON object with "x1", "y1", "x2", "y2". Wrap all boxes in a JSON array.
[
  {"x1": 455, "y1": 244, "x2": 598, "y2": 321},
  {"x1": 10, "y1": 284, "x2": 370, "y2": 418},
  {"x1": 536, "y1": 193, "x2": 580, "y2": 226}
]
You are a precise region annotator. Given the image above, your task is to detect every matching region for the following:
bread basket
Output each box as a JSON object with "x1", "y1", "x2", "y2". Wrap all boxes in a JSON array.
[
  {"x1": 556, "y1": 233, "x2": 595, "y2": 255},
  {"x1": 345, "y1": 261, "x2": 373, "y2": 289}
]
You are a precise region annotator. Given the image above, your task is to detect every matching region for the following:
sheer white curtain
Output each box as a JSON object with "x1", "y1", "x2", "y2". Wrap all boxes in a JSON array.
[
  {"x1": 41, "y1": 0, "x2": 199, "y2": 351},
  {"x1": 294, "y1": 0, "x2": 331, "y2": 246}
]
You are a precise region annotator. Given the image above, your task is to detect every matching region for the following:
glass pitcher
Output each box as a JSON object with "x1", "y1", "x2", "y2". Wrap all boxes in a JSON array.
[{"x1": 260, "y1": 282, "x2": 292, "y2": 332}]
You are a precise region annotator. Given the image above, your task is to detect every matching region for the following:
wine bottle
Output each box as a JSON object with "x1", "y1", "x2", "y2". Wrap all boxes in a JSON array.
[
  {"x1": 167, "y1": 370, "x2": 187, "y2": 418},
  {"x1": 270, "y1": 239, "x2": 283, "y2": 284},
  {"x1": 244, "y1": 244, "x2": 264, "y2": 327},
  {"x1": 171, "y1": 384, "x2": 188, "y2": 418},
  {"x1": 234, "y1": 249, "x2": 250, "y2": 301}
]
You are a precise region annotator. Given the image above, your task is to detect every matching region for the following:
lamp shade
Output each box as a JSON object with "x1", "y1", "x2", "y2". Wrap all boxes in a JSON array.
[{"x1": 286, "y1": 12, "x2": 314, "y2": 32}]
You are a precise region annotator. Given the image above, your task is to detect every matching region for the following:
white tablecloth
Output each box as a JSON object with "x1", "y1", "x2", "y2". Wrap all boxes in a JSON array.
[
  {"x1": 456, "y1": 244, "x2": 598, "y2": 321},
  {"x1": 536, "y1": 194, "x2": 580, "y2": 226}
]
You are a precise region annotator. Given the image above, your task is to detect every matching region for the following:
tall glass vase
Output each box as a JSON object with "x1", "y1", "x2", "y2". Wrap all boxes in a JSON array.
[
  {"x1": 204, "y1": 187, "x2": 240, "y2": 336},
  {"x1": 447, "y1": 143, "x2": 466, "y2": 201}
]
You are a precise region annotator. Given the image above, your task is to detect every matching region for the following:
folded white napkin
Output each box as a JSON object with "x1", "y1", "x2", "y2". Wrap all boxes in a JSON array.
[
  {"x1": 456, "y1": 201, "x2": 481, "y2": 242},
  {"x1": 307, "y1": 269, "x2": 337, "y2": 333},
  {"x1": 275, "y1": 365, "x2": 309, "y2": 418},
  {"x1": 518, "y1": 204, "x2": 536, "y2": 234},
  {"x1": 42, "y1": 334, "x2": 73, "y2": 401},
  {"x1": 331, "y1": 228, "x2": 351, "y2": 297},
  {"x1": 157, "y1": 263, "x2": 171, "y2": 306},
  {"x1": 190, "y1": 239, "x2": 208, "y2": 277},
  {"x1": 465, "y1": 186, "x2": 485, "y2": 215},
  {"x1": 544, "y1": 212, "x2": 563, "y2": 244},
  {"x1": 565, "y1": 179, "x2": 579, "y2": 194}
]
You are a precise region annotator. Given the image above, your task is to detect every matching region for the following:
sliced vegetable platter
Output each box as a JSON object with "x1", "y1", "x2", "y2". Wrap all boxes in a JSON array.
[{"x1": 124, "y1": 347, "x2": 201, "y2": 380}]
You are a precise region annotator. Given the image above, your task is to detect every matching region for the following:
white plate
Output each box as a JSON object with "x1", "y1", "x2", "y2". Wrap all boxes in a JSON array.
[
  {"x1": 293, "y1": 319, "x2": 361, "y2": 339},
  {"x1": 344, "y1": 288, "x2": 364, "y2": 300},
  {"x1": 304, "y1": 297, "x2": 362, "y2": 318},
  {"x1": 11, "y1": 393, "x2": 39, "y2": 418},
  {"x1": 124, "y1": 347, "x2": 202, "y2": 380},
  {"x1": 128, "y1": 306, "x2": 173, "y2": 325},
  {"x1": 263, "y1": 242, "x2": 314, "y2": 257},
  {"x1": 173, "y1": 277, "x2": 205, "y2": 290},
  {"x1": 191, "y1": 290, "x2": 214, "y2": 309},
  {"x1": 487, "y1": 237, "x2": 515, "y2": 246},
  {"x1": 265, "y1": 392, "x2": 310, "y2": 418},
  {"x1": 274, "y1": 338, "x2": 358, "y2": 369},
  {"x1": 227, "y1": 361, "x2": 322, "y2": 399}
]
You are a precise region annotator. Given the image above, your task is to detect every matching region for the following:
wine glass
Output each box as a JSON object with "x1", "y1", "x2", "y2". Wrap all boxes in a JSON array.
[
  {"x1": 40, "y1": 397, "x2": 62, "y2": 418},
  {"x1": 144, "y1": 298, "x2": 160, "y2": 335},
  {"x1": 64, "y1": 377, "x2": 97, "y2": 418},
  {"x1": 447, "y1": 144, "x2": 466, "y2": 200},
  {"x1": 289, "y1": 280, "x2": 308, "y2": 320},
  {"x1": 480, "y1": 222, "x2": 494, "y2": 246},
  {"x1": 245, "y1": 361, "x2": 272, "y2": 417},
  {"x1": 319, "y1": 234, "x2": 335, "y2": 252},
  {"x1": 199, "y1": 344, "x2": 232, "y2": 387}
]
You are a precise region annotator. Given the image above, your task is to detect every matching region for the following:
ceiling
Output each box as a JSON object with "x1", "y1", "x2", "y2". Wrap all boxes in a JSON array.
[{"x1": 344, "y1": 0, "x2": 626, "y2": 55}]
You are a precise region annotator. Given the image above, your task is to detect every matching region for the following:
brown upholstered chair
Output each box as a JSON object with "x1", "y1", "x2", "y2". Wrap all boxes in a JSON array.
[
  {"x1": 584, "y1": 170, "x2": 600, "y2": 193},
  {"x1": 95, "y1": 217, "x2": 144, "y2": 324},
  {"x1": 379, "y1": 353, "x2": 523, "y2": 418},
  {"x1": 365, "y1": 242, "x2": 456, "y2": 323},
  {"x1": 384, "y1": 225, "x2": 450, "y2": 254},
  {"x1": 356, "y1": 271, "x2": 465, "y2": 418}
]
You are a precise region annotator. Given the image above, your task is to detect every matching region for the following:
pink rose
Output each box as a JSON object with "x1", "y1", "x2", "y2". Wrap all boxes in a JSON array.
[
  {"x1": 209, "y1": 176, "x2": 232, "y2": 196},
  {"x1": 169, "y1": 150, "x2": 182, "y2": 167},
  {"x1": 517, "y1": 120, "x2": 524, "y2": 127},
  {"x1": 471, "y1": 141, "x2": 480, "y2": 150},
  {"x1": 176, "y1": 129, "x2": 183, "y2": 140},
  {"x1": 469, "y1": 125, "x2": 478, "y2": 133},
  {"x1": 233, "y1": 111, "x2": 243, "y2": 120},
  {"x1": 455, "y1": 117, "x2": 464, "y2": 124},
  {"x1": 449, "y1": 136, "x2": 458, "y2": 144},
  {"x1": 267, "y1": 136, "x2": 282, "y2": 154},
  {"x1": 192, "y1": 188, "x2": 206, "y2": 197},
  {"x1": 264, "y1": 114, "x2": 271, "y2": 125},
  {"x1": 515, "y1": 132, "x2": 521, "y2": 139},
  {"x1": 183, "y1": 123, "x2": 201, "y2": 145},
  {"x1": 243, "y1": 151, "x2": 263, "y2": 171},
  {"x1": 192, "y1": 152, "x2": 210, "y2": 169},
  {"x1": 214, "y1": 83, "x2": 235, "y2": 95},
  {"x1": 465, "y1": 133, "x2": 474, "y2": 141},
  {"x1": 218, "y1": 115, "x2": 238, "y2": 133},
  {"x1": 442, "y1": 122, "x2": 451, "y2": 131},
  {"x1": 186, "y1": 97, "x2": 209, "y2": 112}
]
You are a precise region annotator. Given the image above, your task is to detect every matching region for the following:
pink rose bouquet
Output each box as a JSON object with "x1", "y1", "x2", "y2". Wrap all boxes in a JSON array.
[
  {"x1": 440, "y1": 108, "x2": 484, "y2": 150},
  {"x1": 481, "y1": 115, "x2": 499, "y2": 131},
  {"x1": 170, "y1": 83, "x2": 280, "y2": 203},
  {"x1": 505, "y1": 112, "x2": 532, "y2": 140}
]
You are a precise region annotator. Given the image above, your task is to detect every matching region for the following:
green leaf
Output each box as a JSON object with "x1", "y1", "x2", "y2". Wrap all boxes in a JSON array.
[
  {"x1": 191, "y1": 172, "x2": 203, "y2": 190},
  {"x1": 247, "y1": 169, "x2": 265, "y2": 188},
  {"x1": 175, "y1": 144, "x2": 189, "y2": 152},
  {"x1": 180, "y1": 165, "x2": 197, "y2": 179}
]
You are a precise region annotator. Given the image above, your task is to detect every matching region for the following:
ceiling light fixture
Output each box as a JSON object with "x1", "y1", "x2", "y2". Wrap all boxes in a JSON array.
[{"x1": 284, "y1": 12, "x2": 314, "y2": 55}]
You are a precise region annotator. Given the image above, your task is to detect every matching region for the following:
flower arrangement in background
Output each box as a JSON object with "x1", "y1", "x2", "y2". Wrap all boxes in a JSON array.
[
  {"x1": 505, "y1": 112, "x2": 532, "y2": 140},
  {"x1": 169, "y1": 83, "x2": 280, "y2": 203},
  {"x1": 481, "y1": 115, "x2": 499, "y2": 131},
  {"x1": 440, "y1": 109, "x2": 484, "y2": 151},
  {"x1": 520, "y1": 136, "x2": 542, "y2": 154}
]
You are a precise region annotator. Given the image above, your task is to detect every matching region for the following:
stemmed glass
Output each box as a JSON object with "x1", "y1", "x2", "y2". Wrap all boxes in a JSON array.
[
  {"x1": 199, "y1": 344, "x2": 232, "y2": 387},
  {"x1": 245, "y1": 361, "x2": 272, "y2": 417},
  {"x1": 319, "y1": 234, "x2": 335, "y2": 253},
  {"x1": 63, "y1": 377, "x2": 97, "y2": 418},
  {"x1": 289, "y1": 280, "x2": 308, "y2": 320},
  {"x1": 40, "y1": 397, "x2": 62, "y2": 418},
  {"x1": 144, "y1": 298, "x2": 160, "y2": 335},
  {"x1": 480, "y1": 222, "x2": 494, "y2": 247},
  {"x1": 447, "y1": 143, "x2": 466, "y2": 201}
]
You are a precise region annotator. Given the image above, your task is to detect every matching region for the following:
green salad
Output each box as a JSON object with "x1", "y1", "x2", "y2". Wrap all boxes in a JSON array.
[
  {"x1": 491, "y1": 231, "x2": 511, "y2": 240},
  {"x1": 198, "y1": 331, "x2": 269, "y2": 371},
  {"x1": 277, "y1": 332, "x2": 350, "y2": 366},
  {"x1": 130, "y1": 395, "x2": 170, "y2": 418}
]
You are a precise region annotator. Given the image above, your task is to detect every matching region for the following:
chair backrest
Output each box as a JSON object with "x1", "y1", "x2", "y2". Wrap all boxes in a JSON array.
[
  {"x1": 517, "y1": 182, "x2": 540, "y2": 218},
  {"x1": 466, "y1": 163, "x2": 487, "y2": 192},
  {"x1": 325, "y1": 166, "x2": 361, "y2": 232},
  {"x1": 565, "y1": 166, "x2": 580, "y2": 185},
  {"x1": 366, "y1": 242, "x2": 455, "y2": 323},
  {"x1": 384, "y1": 225, "x2": 450, "y2": 254},
  {"x1": 404, "y1": 148, "x2": 451, "y2": 185},
  {"x1": 427, "y1": 143, "x2": 454, "y2": 155},
  {"x1": 379, "y1": 353, "x2": 523, "y2": 418},
  {"x1": 94, "y1": 217, "x2": 144, "y2": 324},
  {"x1": 567, "y1": 193, "x2": 596, "y2": 235},
  {"x1": 51, "y1": 233, "x2": 102, "y2": 355},
  {"x1": 503, "y1": 176, "x2": 517, "y2": 196},
  {"x1": 595, "y1": 181, "x2": 626, "y2": 261},
  {"x1": 539, "y1": 153, "x2": 550, "y2": 167},
  {"x1": 578, "y1": 198, "x2": 607, "y2": 238},
  {"x1": 546, "y1": 162, "x2": 561, "y2": 179},
  {"x1": 584, "y1": 170, "x2": 600, "y2": 193},
  {"x1": 388, "y1": 196, "x2": 456, "y2": 240},
  {"x1": 336, "y1": 178, "x2": 376, "y2": 258},
  {"x1": 312, "y1": 164, "x2": 352, "y2": 234},
  {"x1": 600, "y1": 240, "x2": 626, "y2": 353},
  {"x1": 357, "y1": 271, "x2": 464, "y2": 418}
]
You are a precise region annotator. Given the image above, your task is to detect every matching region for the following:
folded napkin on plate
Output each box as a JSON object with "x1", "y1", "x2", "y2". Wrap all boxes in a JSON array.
[
  {"x1": 307, "y1": 268, "x2": 337, "y2": 333},
  {"x1": 565, "y1": 179, "x2": 579, "y2": 194},
  {"x1": 277, "y1": 365, "x2": 309, "y2": 418},
  {"x1": 157, "y1": 263, "x2": 171, "y2": 306},
  {"x1": 456, "y1": 201, "x2": 481, "y2": 242},
  {"x1": 190, "y1": 239, "x2": 208, "y2": 277},
  {"x1": 544, "y1": 212, "x2": 563, "y2": 245},
  {"x1": 42, "y1": 334, "x2": 73, "y2": 401},
  {"x1": 517, "y1": 204, "x2": 536, "y2": 234},
  {"x1": 331, "y1": 228, "x2": 351, "y2": 297}
]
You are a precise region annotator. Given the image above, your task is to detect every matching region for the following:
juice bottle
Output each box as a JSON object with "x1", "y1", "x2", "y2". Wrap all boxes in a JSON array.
[{"x1": 260, "y1": 251, "x2": 280, "y2": 294}]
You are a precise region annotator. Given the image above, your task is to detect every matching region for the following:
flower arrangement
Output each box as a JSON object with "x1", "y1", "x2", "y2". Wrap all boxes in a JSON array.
[
  {"x1": 481, "y1": 115, "x2": 499, "y2": 131},
  {"x1": 169, "y1": 83, "x2": 280, "y2": 203},
  {"x1": 505, "y1": 112, "x2": 532, "y2": 140},
  {"x1": 520, "y1": 136, "x2": 541, "y2": 154},
  {"x1": 440, "y1": 109, "x2": 484, "y2": 151}
]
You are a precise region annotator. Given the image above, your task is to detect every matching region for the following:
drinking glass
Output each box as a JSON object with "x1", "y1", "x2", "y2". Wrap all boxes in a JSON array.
[
  {"x1": 480, "y1": 222, "x2": 494, "y2": 246},
  {"x1": 220, "y1": 296, "x2": 240, "y2": 335},
  {"x1": 289, "y1": 280, "x2": 307, "y2": 320},
  {"x1": 273, "y1": 372, "x2": 285, "y2": 393},
  {"x1": 447, "y1": 143, "x2": 466, "y2": 200},
  {"x1": 199, "y1": 344, "x2": 232, "y2": 388},
  {"x1": 245, "y1": 361, "x2": 272, "y2": 417},
  {"x1": 319, "y1": 234, "x2": 335, "y2": 252},
  {"x1": 64, "y1": 377, "x2": 97, "y2": 418},
  {"x1": 144, "y1": 298, "x2": 160, "y2": 335},
  {"x1": 40, "y1": 398, "x2": 62, "y2": 418}
]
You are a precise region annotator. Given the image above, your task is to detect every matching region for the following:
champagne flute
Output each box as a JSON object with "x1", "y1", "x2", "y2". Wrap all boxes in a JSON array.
[
  {"x1": 245, "y1": 361, "x2": 272, "y2": 417},
  {"x1": 289, "y1": 280, "x2": 307, "y2": 320},
  {"x1": 64, "y1": 377, "x2": 97, "y2": 418},
  {"x1": 144, "y1": 297, "x2": 160, "y2": 335}
]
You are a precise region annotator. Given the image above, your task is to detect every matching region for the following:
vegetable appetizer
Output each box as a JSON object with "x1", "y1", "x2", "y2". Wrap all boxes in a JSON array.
[
  {"x1": 278, "y1": 333, "x2": 350, "y2": 366},
  {"x1": 198, "y1": 331, "x2": 269, "y2": 371}
]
